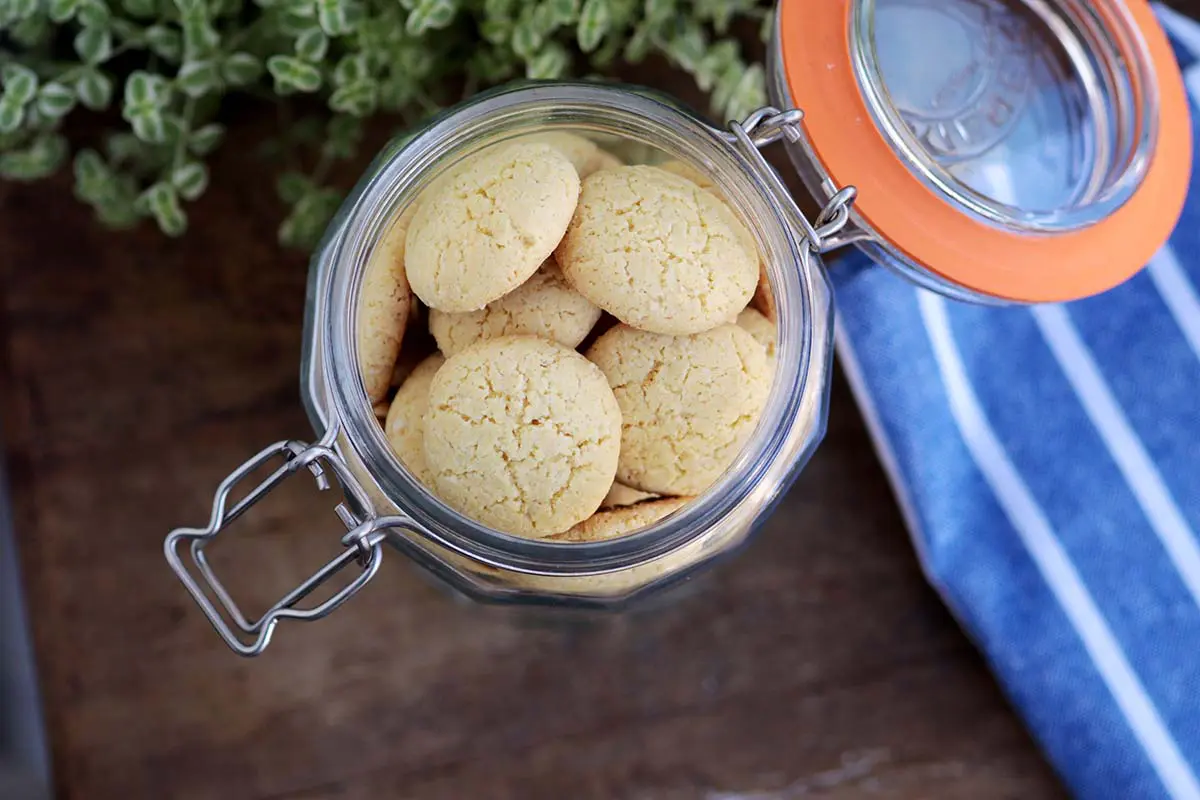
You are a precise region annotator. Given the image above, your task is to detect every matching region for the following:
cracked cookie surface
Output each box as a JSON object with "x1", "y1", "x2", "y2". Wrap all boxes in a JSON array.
[
  {"x1": 384, "y1": 353, "x2": 445, "y2": 487},
  {"x1": 424, "y1": 336, "x2": 621, "y2": 538},
  {"x1": 522, "y1": 131, "x2": 623, "y2": 178},
  {"x1": 555, "y1": 165, "x2": 757, "y2": 335},
  {"x1": 429, "y1": 261, "x2": 601, "y2": 357},
  {"x1": 551, "y1": 497, "x2": 690, "y2": 542},
  {"x1": 406, "y1": 142, "x2": 580, "y2": 313},
  {"x1": 358, "y1": 204, "x2": 415, "y2": 403},
  {"x1": 587, "y1": 323, "x2": 771, "y2": 495}
]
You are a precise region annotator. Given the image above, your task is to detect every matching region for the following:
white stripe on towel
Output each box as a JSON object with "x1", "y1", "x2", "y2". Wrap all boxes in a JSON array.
[
  {"x1": 1158, "y1": 4, "x2": 1200, "y2": 61},
  {"x1": 920, "y1": 292, "x2": 1200, "y2": 800},
  {"x1": 1148, "y1": 247, "x2": 1200, "y2": 364},
  {"x1": 1033, "y1": 305, "x2": 1200, "y2": 613}
]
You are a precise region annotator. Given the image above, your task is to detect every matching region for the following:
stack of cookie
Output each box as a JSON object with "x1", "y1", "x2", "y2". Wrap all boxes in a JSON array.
[{"x1": 358, "y1": 131, "x2": 776, "y2": 543}]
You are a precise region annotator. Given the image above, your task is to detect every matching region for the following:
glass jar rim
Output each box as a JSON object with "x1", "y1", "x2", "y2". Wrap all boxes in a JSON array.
[{"x1": 315, "y1": 82, "x2": 829, "y2": 578}]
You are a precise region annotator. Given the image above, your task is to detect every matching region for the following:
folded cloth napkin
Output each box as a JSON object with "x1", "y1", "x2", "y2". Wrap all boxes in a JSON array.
[{"x1": 829, "y1": 6, "x2": 1200, "y2": 799}]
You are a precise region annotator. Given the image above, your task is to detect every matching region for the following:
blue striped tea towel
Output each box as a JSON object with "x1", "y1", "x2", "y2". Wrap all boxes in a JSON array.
[{"x1": 830, "y1": 6, "x2": 1200, "y2": 798}]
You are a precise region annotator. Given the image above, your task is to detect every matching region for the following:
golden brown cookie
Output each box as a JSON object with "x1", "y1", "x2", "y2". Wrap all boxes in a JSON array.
[
  {"x1": 600, "y1": 482, "x2": 658, "y2": 509},
  {"x1": 555, "y1": 166, "x2": 758, "y2": 335},
  {"x1": 428, "y1": 261, "x2": 601, "y2": 357},
  {"x1": 522, "y1": 131, "x2": 622, "y2": 178},
  {"x1": 424, "y1": 337, "x2": 621, "y2": 537},
  {"x1": 406, "y1": 141, "x2": 580, "y2": 313},
  {"x1": 357, "y1": 205, "x2": 415, "y2": 403},
  {"x1": 587, "y1": 324, "x2": 771, "y2": 495},
  {"x1": 551, "y1": 497, "x2": 691, "y2": 543},
  {"x1": 384, "y1": 353, "x2": 445, "y2": 486}
]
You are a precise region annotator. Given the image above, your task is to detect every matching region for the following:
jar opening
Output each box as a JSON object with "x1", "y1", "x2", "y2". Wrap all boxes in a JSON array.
[
  {"x1": 316, "y1": 84, "x2": 833, "y2": 583},
  {"x1": 851, "y1": 0, "x2": 1158, "y2": 233}
]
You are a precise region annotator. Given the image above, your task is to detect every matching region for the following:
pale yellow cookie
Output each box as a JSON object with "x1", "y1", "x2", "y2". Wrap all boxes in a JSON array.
[
  {"x1": 357, "y1": 205, "x2": 415, "y2": 403},
  {"x1": 522, "y1": 131, "x2": 620, "y2": 178},
  {"x1": 551, "y1": 497, "x2": 691, "y2": 543},
  {"x1": 587, "y1": 324, "x2": 771, "y2": 495},
  {"x1": 424, "y1": 337, "x2": 621, "y2": 538},
  {"x1": 657, "y1": 159, "x2": 718, "y2": 192},
  {"x1": 428, "y1": 261, "x2": 601, "y2": 357},
  {"x1": 737, "y1": 307, "x2": 777, "y2": 364},
  {"x1": 556, "y1": 166, "x2": 757, "y2": 335},
  {"x1": 406, "y1": 142, "x2": 580, "y2": 313},
  {"x1": 601, "y1": 482, "x2": 657, "y2": 509},
  {"x1": 384, "y1": 353, "x2": 445, "y2": 486}
]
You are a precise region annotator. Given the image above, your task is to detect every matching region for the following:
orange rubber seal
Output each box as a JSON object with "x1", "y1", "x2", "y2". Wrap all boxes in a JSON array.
[{"x1": 778, "y1": 0, "x2": 1192, "y2": 303}]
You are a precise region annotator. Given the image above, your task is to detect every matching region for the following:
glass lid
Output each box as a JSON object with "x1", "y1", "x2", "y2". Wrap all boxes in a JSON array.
[{"x1": 774, "y1": 0, "x2": 1192, "y2": 303}]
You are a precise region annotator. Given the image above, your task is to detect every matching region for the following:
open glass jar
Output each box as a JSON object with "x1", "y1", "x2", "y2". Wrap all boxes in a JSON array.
[{"x1": 166, "y1": 0, "x2": 1190, "y2": 656}]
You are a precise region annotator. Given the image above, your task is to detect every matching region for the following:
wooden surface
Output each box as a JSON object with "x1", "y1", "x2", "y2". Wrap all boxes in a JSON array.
[{"x1": 0, "y1": 55, "x2": 1110, "y2": 800}]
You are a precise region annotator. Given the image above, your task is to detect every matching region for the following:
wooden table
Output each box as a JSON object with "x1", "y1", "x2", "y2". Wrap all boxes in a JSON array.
[{"x1": 13, "y1": 14, "x2": 1183, "y2": 791}]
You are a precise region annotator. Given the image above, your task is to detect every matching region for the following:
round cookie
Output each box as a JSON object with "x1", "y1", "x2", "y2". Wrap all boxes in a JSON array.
[
  {"x1": 428, "y1": 261, "x2": 601, "y2": 357},
  {"x1": 384, "y1": 353, "x2": 445, "y2": 487},
  {"x1": 358, "y1": 204, "x2": 415, "y2": 403},
  {"x1": 753, "y1": 262, "x2": 776, "y2": 322},
  {"x1": 522, "y1": 131, "x2": 620, "y2": 178},
  {"x1": 406, "y1": 141, "x2": 580, "y2": 313},
  {"x1": 424, "y1": 337, "x2": 621, "y2": 538},
  {"x1": 657, "y1": 159, "x2": 718, "y2": 193},
  {"x1": 737, "y1": 307, "x2": 777, "y2": 364},
  {"x1": 551, "y1": 497, "x2": 691, "y2": 543},
  {"x1": 601, "y1": 482, "x2": 657, "y2": 509},
  {"x1": 586, "y1": 324, "x2": 771, "y2": 496},
  {"x1": 556, "y1": 165, "x2": 757, "y2": 335}
]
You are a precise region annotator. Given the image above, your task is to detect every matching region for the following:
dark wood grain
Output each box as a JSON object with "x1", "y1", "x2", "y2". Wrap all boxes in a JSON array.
[{"x1": 17, "y1": 5, "x2": 1200, "y2": 789}]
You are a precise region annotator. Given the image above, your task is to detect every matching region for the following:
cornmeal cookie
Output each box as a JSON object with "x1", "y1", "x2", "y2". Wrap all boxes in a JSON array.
[
  {"x1": 551, "y1": 497, "x2": 691, "y2": 543},
  {"x1": 424, "y1": 337, "x2": 621, "y2": 537},
  {"x1": 523, "y1": 131, "x2": 622, "y2": 178},
  {"x1": 406, "y1": 141, "x2": 580, "y2": 313},
  {"x1": 601, "y1": 482, "x2": 657, "y2": 509},
  {"x1": 556, "y1": 166, "x2": 757, "y2": 335},
  {"x1": 384, "y1": 353, "x2": 445, "y2": 486},
  {"x1": 358, "y1": 205, "x2": 415, "y2": 403},
  {"x1": 428, "y1": 261, "x2": 601, "y2": 357},
  {"x1": 657, "y1": 159, "x2": 718, "y2": 193},
  {"x1": 737, "y1": 307, "x2": 777, "y2": 364},
  {"x1": 587, "y1": 324, "x2": 771, "y2": 495}
]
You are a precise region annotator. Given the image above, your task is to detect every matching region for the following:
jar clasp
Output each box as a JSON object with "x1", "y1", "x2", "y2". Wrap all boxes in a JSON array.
[{"x1": 724, "y1": 107, "x2": 859, "y2": 254}]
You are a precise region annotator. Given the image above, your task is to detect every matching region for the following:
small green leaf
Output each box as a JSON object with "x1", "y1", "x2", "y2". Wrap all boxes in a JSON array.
[
  {"x1": 73, "y1": 149, "x2": 109, "y2": 194},
  {"x1": 182, "y1": 19, "x2": 219, "y2": 57},
  {"x1": 623, "y1": 23, "x2": 652, "y2": 62},
  {"x1": 479, "y1": 18, "x2": 508, "y2": 44},
  {"x1": 526, "y1": 42, "x2": 570, "y2": 80},
  {"x1": 2, "y1": 64, "x2": 38, "y2": 105},
  {"x1": 332, "y1": 53, "x2": 367, "y2": 86},
  {"x1": 187, "y1": 122, "x2": 223, "y2": 155},
  {"x1": 36, "y1": 83, "x2": 76, "y2": 119},
  {"x1": 125, "y1": 70, "x2": 170, "y2": 107},
  {"x1": 121, "y1": 0, "x2": 156, "y2": 16},
  {"x1": 0, "y1": 133, "x2": 68, "y2": 181},
  {"x1": 0, "y1": 103, "x2": 24, "y2": 135},
  {"x1": 315, "y1": 0, "x2": 349, "y2": 35},
  {"x1": 510, "y1": 16, "x2": 542, "y2": 59},
  {"x1": 266, "y1": 55, "x2": 322, "y2": 93},
  {"x1": 328, "y1": 80, "x2": 376, "y2": 117},
  {"x1": 645, "y1": 0, "x2": 672, "y2": 23},
  {"x1": 143, "y1": 182, "x2": 187, "y2": 235},
  {"x1": 294, "y1": 27, "x2": 328, "y2": 62},
  {"x1": 324, "y1": 114, "x2": 361, "y2": 158},
  {"x1": 576, "y1": 0, "x2": 608, "y2": 52},
  {"x1": 75, "y1": 68, "x2": 113, "y2": 109},
  {"x1": 176, "y1": 59, "x2": 221, "y2": 96},
  {"x1": 405, "y1": 0, "x2": 455, "y2": 35},
  {"x1": 48, "y1": 0, "x2": 82, "y2": 22},
  {"x1": 130, "y1": 110, "x2": 167, "y2": 142},
  {"x1": 276, "y1": 171, "x2": 311, "y2": 204},
  {"x1": 77, "y1": 0, "x2": 111, "y2": 28},
  {"x1": 145, "y1": 25, "x2": 183, "y2": 60},
  {"x1": 8, "y1": 0, "x2": 37, "y2": 21},
  {"x1": 172, "y1": 0, "x2": 204, "y2": 18},
  {"x1": 104, "y1": 131, "x2": 142, "y2": 162},
  {"x1": 722, "y1": 63, "x2": 766, "y2": 124},
  {"x1": 221, "y1": 52, "x2": 262, "y2": 85},
  {"x1": 171, "y1": 161, "x2": 208, "y2": 200},
  {"x1": 545, "y1": 0, "x2": 578, "y2": 24},
  {"x1": 10, "y1": 14, "x2": 51, "y2": 47},
  {"x1": 75, "y1": 27, "x2": 113, "y2": 64}
]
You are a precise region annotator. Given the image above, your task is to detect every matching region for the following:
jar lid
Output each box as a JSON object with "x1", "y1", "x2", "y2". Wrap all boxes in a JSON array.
[{"x1": 774, "y1": 0, "x2": 1191, "y2": 302}]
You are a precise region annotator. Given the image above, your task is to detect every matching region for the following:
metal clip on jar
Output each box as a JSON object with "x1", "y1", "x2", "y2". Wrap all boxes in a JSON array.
[{"x1": 165, "y1": 0, "x2": 1190, "y2": 656}]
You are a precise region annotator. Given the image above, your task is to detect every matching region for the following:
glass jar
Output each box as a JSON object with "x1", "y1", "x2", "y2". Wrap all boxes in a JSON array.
[{"x1": 166, "y1": 0, "x2": 1190, "y2": 656}]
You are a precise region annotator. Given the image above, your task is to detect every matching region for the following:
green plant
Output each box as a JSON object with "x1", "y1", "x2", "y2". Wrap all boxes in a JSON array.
[{"x1": 0, "y1": 0, "x2": 772, "y2": 248}]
